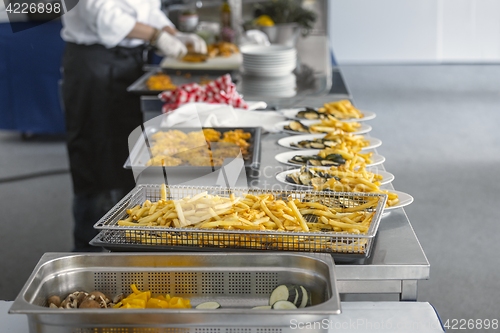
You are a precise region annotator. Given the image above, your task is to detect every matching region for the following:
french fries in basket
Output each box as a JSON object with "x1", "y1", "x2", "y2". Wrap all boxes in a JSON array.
[{"x1": 117, "y1": 187, "x2": 384, "y2": 253}]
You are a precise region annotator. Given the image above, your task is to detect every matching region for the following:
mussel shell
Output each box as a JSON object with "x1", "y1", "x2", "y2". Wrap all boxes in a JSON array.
[
  {"x1": 290, "y1": 155, "x2": 305, "y2": 162},
  {"x1": 323, "y1": 140, "x2": 339, "y2": 148},
  {"x1": 320, "y1": 160, "x2": 340, "y2": 166},
  {"x1": 297, "y1": 110, "x2": 320, "y2": 120},
  {"x1": 311, "y1": 177, "x2": 327, "y2": 187},
  {"x1": 310, "y1": 142, "x2": 326, "y2": 149},
  {"x1": 286, "y1": 173, "x2": 301, "y2": 184},
  {"x1": 325, "y1": 154, "x2": 346, "y2": 164},
  {"x1": 299, "y1": 172, "x2": 312, "y2": 185},
  {"x1": 288, "y1": 121, "x2": 309, "y2": 132}
]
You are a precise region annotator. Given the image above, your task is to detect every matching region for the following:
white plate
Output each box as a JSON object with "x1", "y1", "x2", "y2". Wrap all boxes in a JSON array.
[
  {"x1": 242, "y1": 66, "x2": 296, "y2": 77},
  {"x1": 277, "y1": 134, "x2": 382, "y2": 151},
  {"x1": 243, "y1": 60, "x2": 296, "y2": 66},
  {"x1": 241, "y1": 44, "x2": 297, "y2": 55},
  {"x1": 274, "y1": 120, "x2": 372, "y2": 135},
  {"x1": 279, "y1": 108, "x2": 376, "y2": 122},
  {"x1": 274, "y1": 149, "x2": 385, "y2": 167},
  {"x1": 275, "y1": 168, "x2": 395, "y2": 189},
  {"x1": 383, "y1": 190, "x2": 414, "y2": 211}
]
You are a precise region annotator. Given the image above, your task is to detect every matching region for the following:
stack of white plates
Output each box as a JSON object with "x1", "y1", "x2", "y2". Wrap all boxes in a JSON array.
[
  {"x1": 240, "y1": 45, "x2": 297, "y2": 77},
  {"x1": 241, "y1": 73, "x2": 296, "y2": 98}
]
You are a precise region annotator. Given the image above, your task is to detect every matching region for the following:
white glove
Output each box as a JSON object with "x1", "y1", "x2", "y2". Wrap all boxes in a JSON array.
[
  {"x1": 176, "y1": 32, "x2": 208, "y2": 54},
  {"x1": 155, "y1": 31, "x2": 188, "y2": 58}
]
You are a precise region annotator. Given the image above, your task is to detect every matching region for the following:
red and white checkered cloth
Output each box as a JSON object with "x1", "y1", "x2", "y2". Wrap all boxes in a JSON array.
[{"x1": 158, "y1": 74, "x2": 248, "y2": 113}]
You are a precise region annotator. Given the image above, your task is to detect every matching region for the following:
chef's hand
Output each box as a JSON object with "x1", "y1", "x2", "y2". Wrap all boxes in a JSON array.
[
  {"x1": 176, "y1": 32, "x2": 208, "y2": 54},
  {"x1": 155, "y1": 31, "x2": 188, "y2": 58}
]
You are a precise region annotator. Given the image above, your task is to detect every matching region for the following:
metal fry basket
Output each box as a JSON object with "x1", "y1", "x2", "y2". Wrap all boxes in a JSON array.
[
  {"x1": 92, "y1": 185, "x2": 387, "y2": 257},
  {"x1": 9, "y1": 252, "x2": 340, "y2": 332}
]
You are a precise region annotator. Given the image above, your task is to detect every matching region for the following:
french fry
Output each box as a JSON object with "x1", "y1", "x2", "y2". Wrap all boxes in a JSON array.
[{"x1": 287, "y1": 201, "x2": 309, "y2": 232}]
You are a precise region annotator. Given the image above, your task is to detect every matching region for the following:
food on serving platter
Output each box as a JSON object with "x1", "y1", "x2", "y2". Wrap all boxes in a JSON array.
[
  {"x1": 117, "y1": 188, "x2": 379, "y2": 236},
  {"x1": 284, "y1": 118, "x2": 361, "y2": 134},
  {"x1": 207, "y1": 41, "x2": 239, "y2": 58},
  {"x1": 295, "y1": 107, "x2": 329, "y2": 120},
  {"x1": 290, "y1": 132, "x2": 371, "y2": 150},
  {"x1": 181, "y1": 52, "x2": 209, "y2": 63},
  {"x1": 287, "y1": 147, "x2": 373, "y2": 168},
  {"x1": 293, "y1": 101, "x2": 364, "y2": 121},
  {"x1": 145, "y1": 129, "x2": 252, "y2": 167},
  {"x1": 285, "y1": 165, "x2": 383, "y2": 188},
  {"x1": 179, "y1": 42, "x2": 239, "y2": 62},
  {"x1": 145, "y1": 73, "x2": 177, "y2": 90},
  {"x1": 47, "y1": 284, "x2": 192, "y2": 309},
  {"x1": 284, "y1": 165, "x2": 399, "y2": 207}
]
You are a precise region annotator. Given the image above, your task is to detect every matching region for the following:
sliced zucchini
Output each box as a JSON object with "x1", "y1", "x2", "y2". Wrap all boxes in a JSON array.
[
  {"x1": 293, "y1": 285, "x2": 303, "y2": 307},
  {"x1": 298, "y1": 286, "x2": 309, "y2": 308},
  {"x1": 252, "y1": 305, "x2": 272, "y2": 310},
  {"x1": 269, "y1": 284, "x2": 297, "y2": 306},
  {"x1": 272, "y1": 300, "x2": 297, "y2": 310},
  {"x1": 195, "y1": 301, "x2": 221, "y2": 309}
]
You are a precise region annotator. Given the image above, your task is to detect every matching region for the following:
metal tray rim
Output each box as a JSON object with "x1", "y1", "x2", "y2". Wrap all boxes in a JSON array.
[
  {"x1": 94, "y1": 185, "x2": 387, "y2": 241},
  {"x1": 9, "y1": 252, "x2": 341, "y2": 316},
  {"x1": 124, "y1": 126, "x2": 262, "y2": 171}
]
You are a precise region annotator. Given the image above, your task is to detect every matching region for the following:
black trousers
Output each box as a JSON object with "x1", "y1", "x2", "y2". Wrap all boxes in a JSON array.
[{"x1": 62, "y1": 42, "x2": 144, "y2": 251}]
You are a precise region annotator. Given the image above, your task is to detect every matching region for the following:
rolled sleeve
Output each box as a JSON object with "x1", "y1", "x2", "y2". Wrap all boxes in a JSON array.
[{"x1": 149, "y1": 8, "x2": 174, "y2": 30}]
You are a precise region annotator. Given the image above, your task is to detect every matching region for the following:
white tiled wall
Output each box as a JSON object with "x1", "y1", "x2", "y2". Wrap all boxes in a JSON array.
[{"x1": 329, "y1": 0, "x2": 500, "y2": 63}]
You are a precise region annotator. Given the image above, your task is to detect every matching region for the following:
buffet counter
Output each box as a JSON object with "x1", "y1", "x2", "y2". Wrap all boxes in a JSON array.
[
  {"x1": 2, "y1": 300, "x2": 444, "y2": 332},
  {"x1": 134, "y1": 128, "x2": 429, "y2": 302}
]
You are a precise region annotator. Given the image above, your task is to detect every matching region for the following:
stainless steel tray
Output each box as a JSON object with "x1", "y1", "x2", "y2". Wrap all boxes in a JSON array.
[
  {"x1": 92, "y1": 185, "x2": 387, "y2": 258},
  {"x1": 9, "y1": 252, "x2": 340, "y2": 332},
  {"x1": 127, "y1": 68, "x2": 237, "y2": 95},
  {"x1": 124, "y1": 126, "x2": 262, "y2": 181}
]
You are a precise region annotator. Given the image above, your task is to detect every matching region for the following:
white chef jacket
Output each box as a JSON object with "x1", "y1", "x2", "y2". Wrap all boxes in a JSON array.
[{"x1": 61, "y1": 0, "x2": 174, "y2": 48}]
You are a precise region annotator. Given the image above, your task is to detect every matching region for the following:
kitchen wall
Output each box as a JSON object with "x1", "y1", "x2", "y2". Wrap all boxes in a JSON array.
[{"x1": 328, "y1": 0, "x2": 500, "y2": 63}]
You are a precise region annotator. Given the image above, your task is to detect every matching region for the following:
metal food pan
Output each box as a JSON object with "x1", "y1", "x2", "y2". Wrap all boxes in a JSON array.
[
  {"x1": 124, "y1": 126, "x2": 262, "y2": 179},
  {"x1": 93, "y1": 185, "x2": 387, "y2": 257},
  {"x1": 127, "y1": 68, "x2": 237, "y2": 95},
  {"x1": 9, "y1": 252, "x2": 340, "y2": 332}
]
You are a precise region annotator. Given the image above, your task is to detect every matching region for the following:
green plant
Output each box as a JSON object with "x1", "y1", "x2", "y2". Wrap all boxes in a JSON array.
[{"x1": 255, "y1": 0, "x2": 317, "y2": 36}]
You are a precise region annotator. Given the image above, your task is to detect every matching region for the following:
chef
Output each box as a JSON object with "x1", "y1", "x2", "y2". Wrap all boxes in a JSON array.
[{"x1": 61, "y1": 0, "x2": 206, "y2": 251}]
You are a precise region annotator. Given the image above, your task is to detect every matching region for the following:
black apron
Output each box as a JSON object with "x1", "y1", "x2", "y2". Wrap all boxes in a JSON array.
[
  {"x1": 62, "y1": 42, "x2": 144, "y2": 195},
  {"x1": 62, "y1": 42, "x2": 145, "y2": 250}
]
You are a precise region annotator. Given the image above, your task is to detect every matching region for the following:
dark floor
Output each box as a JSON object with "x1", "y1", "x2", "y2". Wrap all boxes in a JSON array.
[{"x1": 1, "y1": 65, "x2": 499, "y2": 329}]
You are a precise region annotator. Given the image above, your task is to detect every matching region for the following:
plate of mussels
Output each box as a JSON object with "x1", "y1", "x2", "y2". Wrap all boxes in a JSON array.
[
  {"x1": 279, "y1": 107, "x2": 377, "y2": 122},
  {"x1": 274, "y1": 120, "x2": 372, "y2": 135},
  {"x1": 277, "y1": 134, "x2": 382, "y2": 150},
  {"x1": 276, "y1": 167, "x2": 395, "y2": 189},
  {"x1": 274, "y1": 149, "x2": 386, "y2": 167}
]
